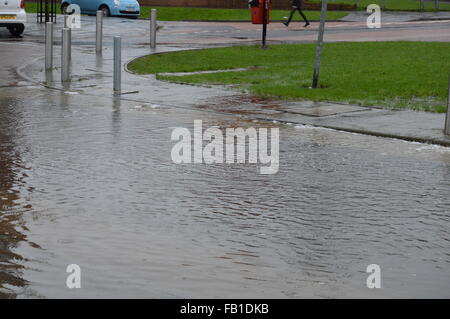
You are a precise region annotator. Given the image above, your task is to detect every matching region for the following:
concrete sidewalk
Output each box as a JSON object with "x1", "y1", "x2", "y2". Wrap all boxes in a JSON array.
[{"x1": 16, "y1": 15, "x2": 450, "y2": 147}]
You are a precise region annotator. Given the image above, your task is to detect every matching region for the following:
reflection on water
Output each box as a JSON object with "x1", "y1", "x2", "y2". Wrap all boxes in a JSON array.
[
  {"x1": 0, "y1": 86, "x2": 449, "y2": 298},
  {"x1": 0, "y1": 94, "x2": 32, "y2": 298}
]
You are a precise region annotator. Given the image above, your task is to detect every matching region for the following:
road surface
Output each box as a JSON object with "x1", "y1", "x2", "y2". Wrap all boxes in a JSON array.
[{"x1": 0, "y1": 15, "x2": 449, "y2": 299}]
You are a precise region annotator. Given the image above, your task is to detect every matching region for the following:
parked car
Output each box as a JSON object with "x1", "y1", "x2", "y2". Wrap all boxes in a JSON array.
[
  {"x1": 0, "y1": 0, "x2": 26, "y2": 36},
  {"x1": 61, "y1": 0, "x2": 140, "y2": 18}
]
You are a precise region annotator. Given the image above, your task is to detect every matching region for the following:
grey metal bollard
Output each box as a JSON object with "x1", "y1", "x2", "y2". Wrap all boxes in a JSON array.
[
  {"x1": 445, "y1": 75, "x2": 450, "y2": 135},
  {"x1": 61, "y1": 28, "x2": 71, "y2": 82},
  {"x1": 96, "y1": 10, "x2": 103, "y2": 53},
  {"x1": 68, "y1": 29, "x2": 72, "y2": 62},
  {"x1": 113, "y1": 36, "x2": 121, "y2": 95},
  {"x1": 150, "y1": 9, "x2": 157, "y2": 49},
  {"x1": 64, "y1": 15, "x2": 72, "y2": 62},
  {"x1": 45, "y1": 22, "x2": 53, "y2": 70}
]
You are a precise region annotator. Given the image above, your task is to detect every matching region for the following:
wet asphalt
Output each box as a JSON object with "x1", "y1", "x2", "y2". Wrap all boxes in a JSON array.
[{"x1": 0, "y1": 14, "x2": 449, "y2": 298}]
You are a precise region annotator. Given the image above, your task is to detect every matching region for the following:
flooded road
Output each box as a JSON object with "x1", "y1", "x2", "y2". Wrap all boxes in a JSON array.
[
  {"x1": 0, "y1": 84, "x2": 449, "y2": 298},
  {"x1": 1, "y1": 16, "x2": 450, "y2": 298}
]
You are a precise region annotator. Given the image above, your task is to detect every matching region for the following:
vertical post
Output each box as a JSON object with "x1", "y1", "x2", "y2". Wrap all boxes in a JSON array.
[
  {"x1": 150, "y1": 9, "x2": 157, "y2": 49},
  {"x1": 45, "y1": 0, "x2": 49, "y2": 23},
  {"x1": 113, "y1": 36, "x2": 121, "y2": 95},
  {"x1": 45, "y1": 22, "x2": 53, "y2": 70},
  {"x1": 445, "y1": 74, "x2": 450, "y2": 135},
  {"x1": 435, "y1": 0, "x2": 439, "y2": 11},
  {"x1": 65, "y1": 15, "x2": 72, "y2": 62},
  {"x1": 61, "y1": 28, "x2": 70, "y2": 82},
  {"x1": 420, "y1": 0, "x2": 424, "y2": 12},
  {"x1": 382, "y1": 0, "x2": 386, "y2": 10},
  {"x1": 262, "y1": 0, "x2": 268, "y2": 49},
  {"x1": 96, "y1": 10, "x2": 103, "y2": 53},
  {"x1": 52, "y1": 0, "x2": 56, "y2": 22},
  {"x1": 312, "y1": 0, "x2": 327, "y2": 88},
  {"x1": 68, "y1": 28, "x2": 72, "y2": 62}
]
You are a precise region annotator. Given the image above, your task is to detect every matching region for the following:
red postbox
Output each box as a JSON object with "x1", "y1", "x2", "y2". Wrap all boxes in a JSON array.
[{"x1": 250, "y1": 0, "x2": 270, "y2": 25}]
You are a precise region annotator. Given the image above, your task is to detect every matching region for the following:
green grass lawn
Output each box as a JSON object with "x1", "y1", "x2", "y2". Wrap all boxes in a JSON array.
[
  {"x1": 128, "y1": 42, "x2": 450, "y2": 113},
  {"x1": 24, "y1": 1, "x2": 450, "y2": 18},
  {"x1": 23, "y1": 4, "x2": 347, "y2": 21},
  {"x1": 314, "y1": 0, "x2": 450, "y2": 11},
  {"x1": 24, "y1": 1, "x2": 450, "y2": 21},
  {"x1": 25, "y1": 3, "x2": 62, "y2": 14},
  {"x1": 139, "y1": 7, "x2": 348, "y2": 21}
]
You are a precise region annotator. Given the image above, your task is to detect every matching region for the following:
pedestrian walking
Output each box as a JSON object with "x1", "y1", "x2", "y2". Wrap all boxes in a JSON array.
[{"x1": 283, "y1": 0, "x2": 310, "y2": 27}]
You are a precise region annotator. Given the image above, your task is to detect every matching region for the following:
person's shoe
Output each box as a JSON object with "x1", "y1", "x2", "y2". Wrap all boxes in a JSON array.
[
  {"x1": 304, "y1": 22, "x2": 310, "y2": 27},
  {"x1": 283, "y1": 22, "x2": 289, "y2": 27}
]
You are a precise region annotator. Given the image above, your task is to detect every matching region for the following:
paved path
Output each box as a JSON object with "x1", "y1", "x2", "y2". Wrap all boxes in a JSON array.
[
  {"x1": 6, "y1": 14, "x2": 450, "y2": 146},
  {"x1": 155, "y1": 19, "x2": 450, "y2": 45}
]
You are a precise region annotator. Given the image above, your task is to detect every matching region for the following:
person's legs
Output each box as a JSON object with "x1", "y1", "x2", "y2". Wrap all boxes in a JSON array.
[
  {"x1": 297, "y1": 7, "x2": 310, "y2": 27},
  {"x1": 284, "y1": 8, "x2": 297, "y2": 26}
]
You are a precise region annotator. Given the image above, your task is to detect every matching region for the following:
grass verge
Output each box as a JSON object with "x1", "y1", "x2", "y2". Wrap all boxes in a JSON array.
[
  {"x1": 139, "y1": 7, "x2": 348, "y2": 21},
  {"x1": 23, "y1": 4, "x2": 347, "y2": 21},
  {"x1": 128, "y1": 42, "x2": 450, "y2": 113},
  {"x1": 309, "y1": 0, "x2": 450, "y2": 11},
  {"x1": 25, "y1": 3, "x2": 62, "y2": 14},
  {"x1": 24, "y1": 1, "x2": 450, "y2": 19}
]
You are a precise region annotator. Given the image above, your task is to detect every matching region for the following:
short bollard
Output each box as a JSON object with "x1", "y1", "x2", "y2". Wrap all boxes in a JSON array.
[
  {"x1": 113, "y1": 36, "x2": 121, "y2": 95},
  {"x1": 96, "y1": 10, "x2": 103, "y2": 53},
  {"x1": 445, "y1": 75, "x2": 450, "y2": 135},
  {"x1": 150, "y1": 9, "x2": 157, "y2": 49},
  {"x1": 45, "y1": 22, "x2": 53, "y2": 70},
  {"x1": 68, "y1": 29, "x2": 72, "y2": 62},
  {"x1": 61, "y1": 28, "x2": 71, "y2": 82},
  {"x1": 63, "y1": 15, "x2": 72, "y2": 62}
]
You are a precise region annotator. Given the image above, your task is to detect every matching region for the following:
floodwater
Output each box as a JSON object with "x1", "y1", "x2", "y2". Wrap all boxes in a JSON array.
[
  {"x1": 1, "y1": 15, "x2": 450, "y2": 298},
  {"x1": 1, "y1": 85, "x2": 449, "y2": 298}
]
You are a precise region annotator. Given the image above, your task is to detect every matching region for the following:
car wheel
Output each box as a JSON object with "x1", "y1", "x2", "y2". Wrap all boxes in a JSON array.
[
  {"x1": 8, "y1": 24, "x2": 25, "y2": 37},
  {"x1": 61, "y1": 2, "x2": 69, "y2": 14},
  {"x1": 100, "y1": 6, "x2": 110, "y2": 17}
]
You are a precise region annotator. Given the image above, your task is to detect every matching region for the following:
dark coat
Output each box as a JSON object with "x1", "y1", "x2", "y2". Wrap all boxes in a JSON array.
[{"x1": 292, "y1": 0, "x2": 302, "y2": 7}]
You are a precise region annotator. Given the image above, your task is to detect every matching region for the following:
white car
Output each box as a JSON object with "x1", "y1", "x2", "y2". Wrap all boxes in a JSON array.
[{"x1": 0, "y1": 0, "x2": 26, "y2": 36}]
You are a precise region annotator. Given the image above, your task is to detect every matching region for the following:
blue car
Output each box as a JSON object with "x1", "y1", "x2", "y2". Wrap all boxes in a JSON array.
[{"x1": 61, "y1": 0, "x2": 140, "y2": 18}]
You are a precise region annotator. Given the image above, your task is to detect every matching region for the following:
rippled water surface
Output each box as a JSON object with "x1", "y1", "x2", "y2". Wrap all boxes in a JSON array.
[{"x1": 1, "y1": 86, "x2": 449, "y2": 298}]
